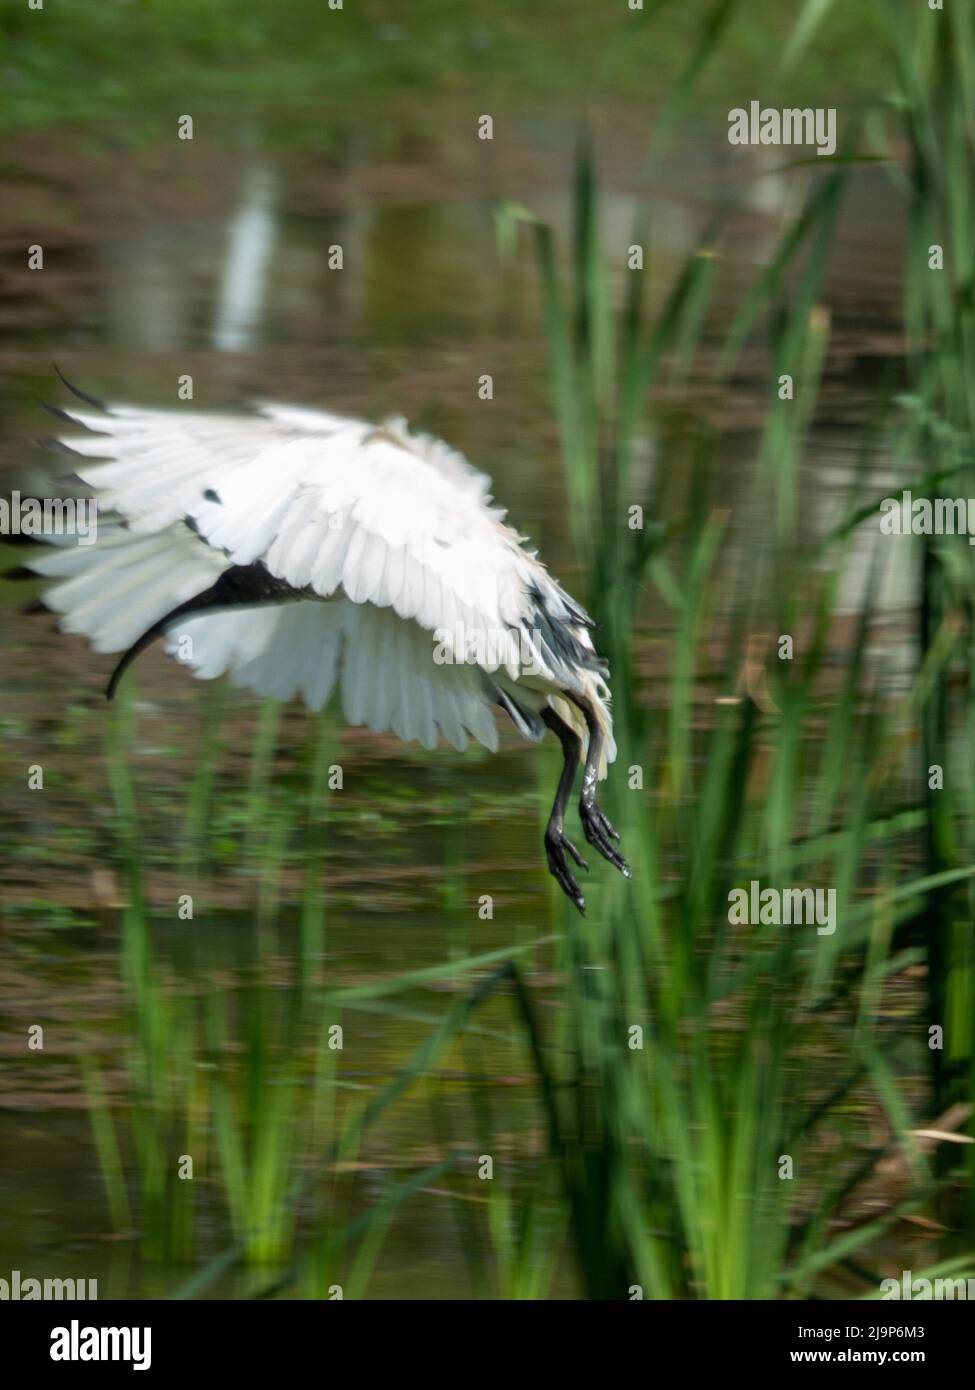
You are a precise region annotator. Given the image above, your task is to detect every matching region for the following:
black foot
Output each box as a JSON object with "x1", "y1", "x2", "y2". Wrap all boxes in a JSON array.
[
  {"x1": 579, "y1": 800, "x2": 630, "y2": 878},
  {"x1": 544, "y1": 824, "x2": 589, "y2": 914}
]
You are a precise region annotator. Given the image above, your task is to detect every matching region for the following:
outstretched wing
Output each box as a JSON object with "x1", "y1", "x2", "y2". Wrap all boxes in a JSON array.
[
  {"x1": 171, "y1": 597, "x2": 501, "y2": 752},
  {"x1": 56, "y1": 400, "x2": 549, "y2": 675},
  {"x1": 28, "y1": 392, "x2": 608, "y2": 754},
  {"x1": 25, "y1": 516, "x2": 502, "y2": 753}
]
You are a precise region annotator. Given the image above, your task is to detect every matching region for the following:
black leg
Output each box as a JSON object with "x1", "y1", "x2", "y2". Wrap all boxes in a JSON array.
[
  {"x1": 566, "y1": 695, "x2": 630, "y2": 879},
  {"x1": 541, "y1": 706, "x2": 589, "y2": 913}
]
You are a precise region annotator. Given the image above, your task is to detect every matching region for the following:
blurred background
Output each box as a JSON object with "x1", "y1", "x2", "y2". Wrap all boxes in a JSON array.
[{"x1": 1, "y1": 0, "x2": 974, "y2": 1299}]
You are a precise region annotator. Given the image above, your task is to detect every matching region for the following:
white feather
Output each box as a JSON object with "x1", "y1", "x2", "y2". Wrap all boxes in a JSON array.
[{"x1": 29, "y1": 396, "x2": 615, "y2": 772}]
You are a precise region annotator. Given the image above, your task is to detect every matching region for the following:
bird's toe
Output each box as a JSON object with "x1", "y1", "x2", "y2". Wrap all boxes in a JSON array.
[
  {"x1": 579, "y1": 800, "x2": 630, "y2": 878},
  {"x1": 545, "y1": 827, "x2": 588, "y2": 912}
]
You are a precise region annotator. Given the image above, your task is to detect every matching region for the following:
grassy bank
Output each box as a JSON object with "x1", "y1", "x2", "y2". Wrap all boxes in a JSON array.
[{"x1": 1, "y1": 1, "x2": 889, "y2": 140}]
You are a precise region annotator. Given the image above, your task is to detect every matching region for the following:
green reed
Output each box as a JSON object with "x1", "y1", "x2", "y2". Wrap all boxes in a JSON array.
[
  {"x1": 77, "y1": 0, "x2": 975, "y2": 1299},
  {"x1": 492, "y1": 2, "x2": 975, "y2": 1288},
  {"x1": 85, "y1": 680, "x2": 559, "y2": 1294},
  {"x1": 886, "y1": 0, "x2": 975, "y2": 1219},
  {"x1": 82, "y1": 691, "x2": 354, "y2": 1284}
]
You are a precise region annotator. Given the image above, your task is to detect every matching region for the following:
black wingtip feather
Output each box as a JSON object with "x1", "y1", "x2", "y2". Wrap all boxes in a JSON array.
[
  {"x1": 52, "y1": 364, "x2": 107, "y2": 411},
  {"x1": 34, "y1": 434, "x2": 83, "y2": 456},
  {"x1": 40, "y1": 402, "x2": 80, "y2": 424}
]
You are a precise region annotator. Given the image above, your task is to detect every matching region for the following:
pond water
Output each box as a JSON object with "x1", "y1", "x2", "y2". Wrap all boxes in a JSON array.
[{"x1": 0, "y1": 107, "x2": 923, "y2": 1298}]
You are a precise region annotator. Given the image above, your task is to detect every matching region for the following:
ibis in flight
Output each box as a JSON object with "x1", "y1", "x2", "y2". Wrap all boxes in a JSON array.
[{"x1": 20, "y1": 379, "x2": 629, "y2": 911}]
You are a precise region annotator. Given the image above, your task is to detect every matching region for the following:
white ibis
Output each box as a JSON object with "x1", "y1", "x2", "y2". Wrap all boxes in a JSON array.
[{"x1": 19, "y1": 378, "x2": 629, "y2": 911}]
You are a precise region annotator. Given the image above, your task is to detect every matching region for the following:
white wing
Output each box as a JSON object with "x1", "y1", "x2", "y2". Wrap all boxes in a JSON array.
[
  {"x1": 28, "y1": 517, "x2": 502, "y2": 752},
  {"x1": 56, "y1": 401, "x2": 555, "y2": 676},
  {"x1": 170, "y1": 598, "x2": 500, "y2": 752},
  {"x1": 26, "y1": 518, "x2": 225, "y2": 653},
  {"x1": 32, "y1": 394, "x2": 606, "y2": 753}
]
